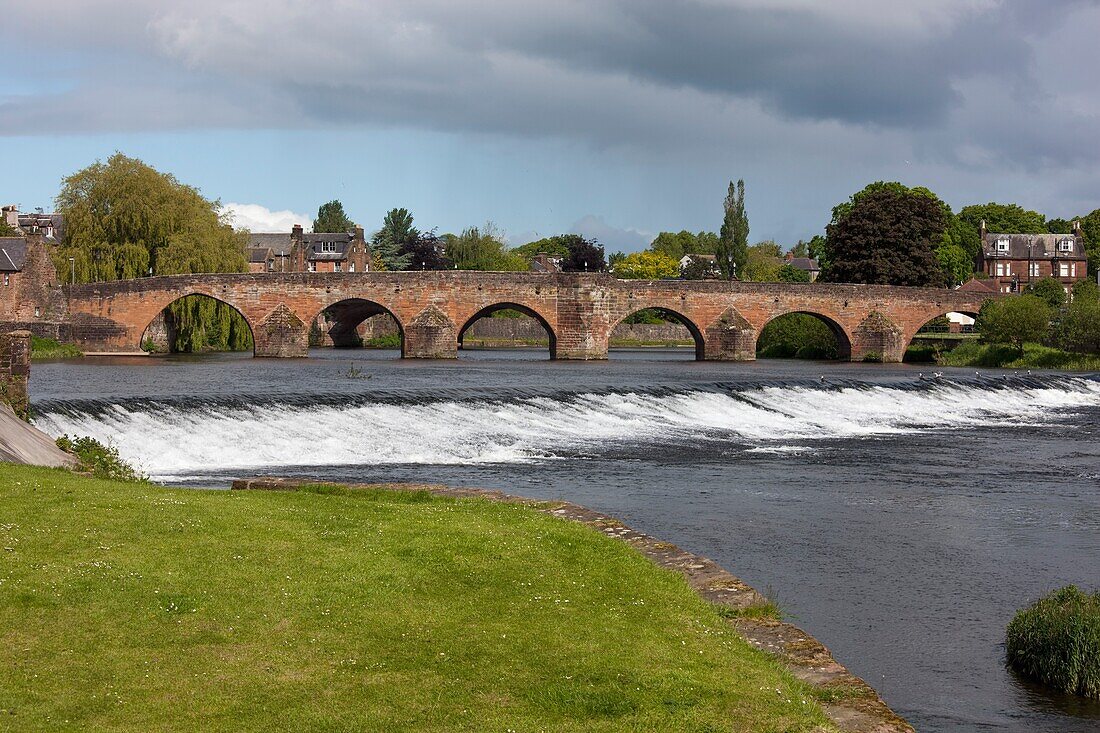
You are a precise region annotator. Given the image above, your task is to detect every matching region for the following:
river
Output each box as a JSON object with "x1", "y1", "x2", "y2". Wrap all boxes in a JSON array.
[{"x1": 28, "y1": 348, "x2": 1100, "y2": 732}]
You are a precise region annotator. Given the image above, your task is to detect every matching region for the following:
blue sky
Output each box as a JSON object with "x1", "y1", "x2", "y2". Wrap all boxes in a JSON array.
[{"x1": 3, "y1": 1, "x2": 1099, "y2": 251}]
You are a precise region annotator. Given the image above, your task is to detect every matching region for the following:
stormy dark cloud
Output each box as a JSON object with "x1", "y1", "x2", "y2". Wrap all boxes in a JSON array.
[{"x1": 1, "y1": 1, "x2": 1098, "y2": 242}]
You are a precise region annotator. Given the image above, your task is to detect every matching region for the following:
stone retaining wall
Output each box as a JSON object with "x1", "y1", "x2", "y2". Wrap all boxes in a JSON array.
[{"x1": 0, "y1": 330, "x2": 32, "y2": 419}]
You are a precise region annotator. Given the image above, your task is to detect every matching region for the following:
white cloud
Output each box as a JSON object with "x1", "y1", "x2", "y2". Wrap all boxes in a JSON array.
[{"x1": 221, "y1": 203, "x2": 309, "y2": 232}]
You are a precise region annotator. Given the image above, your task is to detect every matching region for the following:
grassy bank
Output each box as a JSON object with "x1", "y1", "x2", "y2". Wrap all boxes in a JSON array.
[
  {"x1": 935, "y1": 341, "x2": 1100, "y2": 371},
  {"x1": 30, "y1": 336, "x2": 83, "y2": 361},
  {"x1": 0, "y1": 465, "x2": 832, "y2": 732}
]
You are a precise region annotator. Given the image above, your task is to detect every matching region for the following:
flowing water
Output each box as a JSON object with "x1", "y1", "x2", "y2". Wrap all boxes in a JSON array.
[{"x1": 28, "y1": 349, "x2": 1100, "y2": 732}]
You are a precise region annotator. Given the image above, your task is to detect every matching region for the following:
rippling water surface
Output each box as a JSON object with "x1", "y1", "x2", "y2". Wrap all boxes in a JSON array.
[{"x1": 29, "y1": 348, "x2": 1100, "y2": 732}]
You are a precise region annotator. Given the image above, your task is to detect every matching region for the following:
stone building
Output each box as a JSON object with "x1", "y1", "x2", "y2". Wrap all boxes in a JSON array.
[
  {"x1": 0, "y1": 234, "x2": 65, "y2": 326},
  {"x1": 2, "y1": 206, "x2": 64, "y2": 242},
  {"x1": 976, "y1": 221, "x2": 1089, "y2": 294},
  {"x1": 783, "y1": 254, "x2": 821, "y2": 282},
  {"x1": 247, "y1": 225, "x2": 370, "y2": 274}
]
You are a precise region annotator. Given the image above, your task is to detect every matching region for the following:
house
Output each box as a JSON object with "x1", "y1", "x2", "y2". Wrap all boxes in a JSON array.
[
  {"x1": 246, "y1": 225, "x2": 371, "y2": 273},
  {"x1": 678, "y1": 253, "x2": 721, "y2": 279},
  {"x1": 976, "y1": 220, "x2": 1089, "y2": 294},
  {"x1": 783, "y1": 253, "x2": 821, "y2": 282},
  {"x1": 0, "y1": 234, "x2": 62, "y2": 323},
  {"x1": 529, "y1": 253, "x2": 562, "y2": 273},
  {"x1": 2, "y1": 206, "x2": 64, "y2": 242}
]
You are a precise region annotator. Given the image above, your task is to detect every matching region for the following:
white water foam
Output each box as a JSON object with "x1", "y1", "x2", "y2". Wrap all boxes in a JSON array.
[{"x1": 31, "y1": 380, "x2": 1100, "y2": 481}]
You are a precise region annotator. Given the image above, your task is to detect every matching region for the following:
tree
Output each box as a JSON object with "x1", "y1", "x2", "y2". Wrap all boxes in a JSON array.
[
  {"x1": 789, "y1": 240, "x2": 809, "y2": 258},
  {"x1": 402, "y1": 230, "x2": 452, "y2": 270},
  {"x1": 958, "y1": 203, "x2": 1047, "y2": 236},
  {"x1": 806, "y1": 235, "x2": 829, "y2": 270},
  {"x1": 717, "y1": 179, "x2": 748, "y2": 280},
  {"x1": 313, "y1": 200, "x2": 355, "y2": 233},
  {"x1": 680, "y1": 256, "x2": 718, "y2": 280},
  {"x1": 1073, "y1": 208, "x2": 1100, "y2": 274},
  {"x1": 613, "y1": 251, "x2": 680, "y2": 280},
  {"x1": 0, "y1": 218, "x2": 17, "y2": 236},
  {"x1": 1027, "y1": 277, "x2": 1067, "y2": 309},
  {"x1": 977, "y1": 295, "x2": 1052, "y2": 353},
  {"x1": 608, "y1": 251, "x2": 627, "y2": 269},
  {"x1": 649, "y1": 230, "x2": 718, "y2": 261},
  {"x1": 559, "y1": 234, "x2": 606, "y2": 272},
  {"x1": 512, "y1": 236, "x2": 572, "y2": 261},
  {"x1": 445, "y1": 223, "x2": 526, "y2": 271},
  {"x1": 776, "y1": 263, "x2": 811, "y2": 283},
  {"x1": 741, "y1": 241, "x2": 783, "y2": 282},
  {"x1": 823, "y1": 188, "x2": 945, "y2": 286},
  {"x1": 1046, "y1": 218, "x2": 1073, "y2": 234},
  {"x1": 1055, "y1": 293, "x2": 1100, "y2": 354},
  {"x1": 371, "y1": 208, "x2": 419, "y2": 270},
  {"x1": 54, "y1": 153, "x2": 251, "y2": 352}
]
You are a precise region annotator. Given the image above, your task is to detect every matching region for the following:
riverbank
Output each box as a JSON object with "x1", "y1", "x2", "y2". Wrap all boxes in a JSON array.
[
  {"x1": 907, "y1": 341, "x2": 1100, "y2": 371},
  {"x1": 0, "y1": 464, "x2": 855, "y2": 732}
]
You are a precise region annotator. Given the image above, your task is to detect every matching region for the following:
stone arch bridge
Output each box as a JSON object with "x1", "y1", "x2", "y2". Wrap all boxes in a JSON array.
[{"x1": 64, "y1": 272, "x2": 995, "y2": 361}]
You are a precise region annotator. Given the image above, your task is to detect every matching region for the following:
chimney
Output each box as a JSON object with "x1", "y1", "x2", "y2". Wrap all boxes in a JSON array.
[
  {"x1": 979, "y1": 219, "x2": 987, "y2": 241},
  {"x1": 354, "y1": 225, "x2": 364, "y2": 242},
  {"x1": 291, "y1": 224, "x2": 303, "y2": 242},
  {"x1": 1072, "y1": 220, "x2": 1084, "y2": 239}
]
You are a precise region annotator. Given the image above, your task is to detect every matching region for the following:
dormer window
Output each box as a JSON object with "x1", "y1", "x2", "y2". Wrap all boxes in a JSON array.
[
  {"x1": 1058, "y1": 238, "x2": 1073, "y2": 252},
  {"x1": 319, "y1": 241, "x2": 338, "y2": 254},
  {"x1": 996, "y1": 237, "x2": 1010, "y2": 252}
]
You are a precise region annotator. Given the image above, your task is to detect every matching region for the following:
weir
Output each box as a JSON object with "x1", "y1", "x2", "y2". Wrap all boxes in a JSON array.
[{"x1": 44, "y1": 272, "x2": 996, "y2": 362}]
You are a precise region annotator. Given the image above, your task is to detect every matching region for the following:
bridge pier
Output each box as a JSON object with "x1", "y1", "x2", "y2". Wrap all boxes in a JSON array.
[
  {"x1": 403, "y1": 306, "x2": 458, "y2": 359},
  {"x1": 703, "y1": 308, "x2": 757, "y2": 361},
  {"x1": 850, "y1": 311, "x2": 906, "y2": 363},
  {"x1": 253, "y1": 305, "x2": 309, "y2": 358}
]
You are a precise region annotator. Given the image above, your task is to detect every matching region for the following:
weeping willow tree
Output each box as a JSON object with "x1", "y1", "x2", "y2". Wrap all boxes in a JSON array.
[{"x1": 54, "y1": 153, "x2": 252, "y2": 352}]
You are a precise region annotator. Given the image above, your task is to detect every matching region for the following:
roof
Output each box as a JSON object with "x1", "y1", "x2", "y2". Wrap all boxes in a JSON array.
[
  {"x1": 247, "y1": 233, "x2": 293, "y2": 257},
  {"x1": 957, "y1": 278, "x2": 996, "y2": 293},
  {"x1": 785, "y1": 257, "x2": 820, "y2": 272},
  {"x1": 681, "y1": 253, "x2": 716, "y2": 262},
  {"x1": 0, "y1": 237, "x2": 27, "y2": 272},
  {"x1": 248, "y1": 247, "x2": 273, "y2": 263},
  {"x1": 982, "y1": 232, "x2": 1086, "y2": 260},
  {"x1": 530, "y1": 253, "x2": 561, "y2": 273}
]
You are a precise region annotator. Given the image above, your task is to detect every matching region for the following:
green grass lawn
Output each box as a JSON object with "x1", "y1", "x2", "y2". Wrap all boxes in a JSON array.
[
  {"x1": 937, "y1": 341, "x2": 1100, "y2": 371},
  {"x1": 0, "y1": 466, "x2": 832, "y2": 732}
]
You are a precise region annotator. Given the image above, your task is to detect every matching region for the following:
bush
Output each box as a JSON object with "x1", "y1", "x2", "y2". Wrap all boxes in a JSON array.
[
  {"x1": 30, "y1": 336, "x2": 83, "y2": 360},
  {"x1": 1006, "y1": 586, "x2": 1100, "y2": 699},
  {"x1": 365, "y1": 333, "x2": 401, "y2": 348},
  {"x1": 55, "y1": 435, "x2": 146, "y2": 483},
  {"x1": 977, "y1": 295, "x2": 1052, "y2": 352}
]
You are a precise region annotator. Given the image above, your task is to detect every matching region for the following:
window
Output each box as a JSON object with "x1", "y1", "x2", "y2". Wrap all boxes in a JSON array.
[
  {"x1": 319, "y1": 241, "x2": 337, "y2": 253},
  {"x1": 34, "y1": 306, "x2": 40, "y2": 317},
  {"x1": 1071, "y1": 262, "x2": 1077, "y2": 277},
  {"x1": 2, "y1": 274, "x2": 8, "y2": 286},
  {"x1": 995, "y1": 263, "x2": 1005, "y2": 276},
  {"x1": 349, "y1": 263, "x2": 355, "y2": 273},
  {"x1": 334, "y1": 261, "x2": 342, "y2": 272},
  {"x1": 1030, "y1": 262, "x2": 1041, "y2": 277},
  {"x1": 1060, "y1": 263, "x2": 1070, "y2": 277},
  {"x1": 308, "y1": 262, "x2": 316, "y2": 273},
  {"x1": 1059, "y1": 239, "x2": 1074, "y2": 252},
  {"x1": 996, "y1": 237, "x2": 1010, "y2": 252}
]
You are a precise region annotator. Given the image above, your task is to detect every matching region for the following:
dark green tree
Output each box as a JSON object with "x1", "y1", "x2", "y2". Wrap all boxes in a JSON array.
[
  {"x1": 1073, "y1": 209, "x2": 1100, "y2": 274},
  {"x1": 1027, "y1": 277, "x2": 1067, "y2": 309},
  {"x1": 313, "y1": 200, "x2": 355, "y2": 233},
  {"x1": 1056, "y1": 289, "x2": 1100, "y2": 354},
  {"x1": 717, "y1": 179, "x2": 748, "y2": 280},
  {"x1": 0, "y1": 218, "x2": 17, "y2": 236},
  {"x1": 402, "y1": 230, "x2": 452, "y2": 270},
  {"x1": 371, "y1": 208, "x2": 418, "y2": 270},
  {"x1": 1046, "y1": 218, "x2": 1074, "y2": 234},
  {"x1": 823, "y1": 188, "x2": 945, "y2": 286},
  {"x1": 807, "y1": 235, "x2": 829, "y2": 270},
  {"x1": 789, "y1": 240, "x2": 809, "y2": 258},
  {"x1": 559, "y1": 234, "x2": 606, "y2": 272},
  {"x1": 977, "y1": 295, "x2": 1052, "y2": 353}
]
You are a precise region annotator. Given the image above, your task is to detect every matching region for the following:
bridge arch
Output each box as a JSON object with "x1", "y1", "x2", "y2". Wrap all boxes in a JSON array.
[
  {"x1": 903, "y1": 308, "x2": 982, "y2": 361},
  {"x1": 140, "y1": 291, "x2": 255, "y2": 355},
  {"x1": 756, "y1": 310, "x2": 853, "y2": 361},
  {"x1": 610, "y1": 307, "x2": 705, "y2": 360},
  {"x1": 458, "y1": 302, "x2": 557, "y2": 358},
  {"x1": 314, "y1": 298, "x2": 405, "y2": 352}
]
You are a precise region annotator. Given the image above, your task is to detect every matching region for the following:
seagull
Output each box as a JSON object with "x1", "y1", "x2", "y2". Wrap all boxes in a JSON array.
[
  {"x1": 933, "y1": 372, "x2": 943, "y2": 379},
  {"x1": 820, "y1": 375, "x2": 826, "y2": 384}
]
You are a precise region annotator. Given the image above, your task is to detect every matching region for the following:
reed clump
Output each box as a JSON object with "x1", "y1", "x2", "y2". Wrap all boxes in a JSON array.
[{"x1": 1006, "y1": 585, "x2": 1100, "y2": 699}]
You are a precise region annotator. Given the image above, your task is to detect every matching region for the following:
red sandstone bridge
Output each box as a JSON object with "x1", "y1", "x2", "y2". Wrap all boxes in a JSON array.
[{"x1": 63, "y1": 272, "x2": 994, "y2": 361}]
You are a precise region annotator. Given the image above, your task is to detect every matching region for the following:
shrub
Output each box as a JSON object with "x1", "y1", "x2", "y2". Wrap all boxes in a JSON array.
[
  {"x1": 55, "y1": 435, "x2": 146, "y2": 483},
  {"x1": 977, "y1": 295, "x2": 1052, "y2": 352},
  {"x1": 757, "y1": 313, "x2": 839, "y2": 360},
  {"x1": 1006, "y1": 585, "x2": 1100, "y2": 699},
  {"x1": 30, "y1": 336, "x2": 83, "y2": 360},
  {"x1": 365, "y1": 333, "x2": 401, "y2": 348}
]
